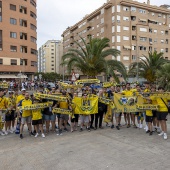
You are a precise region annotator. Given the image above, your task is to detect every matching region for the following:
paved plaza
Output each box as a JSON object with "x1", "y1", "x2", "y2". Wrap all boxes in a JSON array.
[{"x1": 0, "y1": 115, "x2": 170, "y2": 170}]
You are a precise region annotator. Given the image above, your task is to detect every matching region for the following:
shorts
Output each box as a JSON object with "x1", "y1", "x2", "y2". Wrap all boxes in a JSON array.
[
  {"x1": 157, "y1": 112, "x2": 168, "y2": 121},
  {"x1": 112, "y1": 109, "x2": 120, "y2": 118},
  {"x1": 21, "y1": 116, "x2": 32, "y2": 124},
  {"x1": 43, "y1": 114, "x2": 56, "y2": 121},
  {"x1": 146, "y1": 115, "x2": 153, "y2": 123},
  {"x1": 5, "y1": 111, "x2": 15, "y2": 121},
  {"x1": 60, "y1": 114, "x2": 69, "y2": 121},
  {"x1": 80, "y1": 115, "x2": 89, "y2": 123},
  {"x1": 32, "y1": 119, "x2": 43, "y2": 125},
  {"x1": 57, "y1": 113, "x2": 61, "y2": 119},
  {"x1": 152, "y1": 110, "x2": 157, "y2": 118},
  {"x1": 71, "y1": 114, "x2": 79, "y2": 123}
]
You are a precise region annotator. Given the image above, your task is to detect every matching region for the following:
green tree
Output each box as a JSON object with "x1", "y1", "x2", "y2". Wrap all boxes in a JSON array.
[
  {"x1": 62, "y1": 36, "x2": 127, "y2": 83},
  {"x1": 34, "y1": 72, "x2": 62, "y2": 81},
  {"x1": 156, "y1": 63, "x2": 170, "y2": 91},
  {"x1": 128, "y1": 51, "x2": 167, "y2": 83}
]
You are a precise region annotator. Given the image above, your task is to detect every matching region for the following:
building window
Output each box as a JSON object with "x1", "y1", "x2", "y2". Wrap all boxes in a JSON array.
[
  {"x1": 20, "y1": 32, "x2": 27, "y2": 40},
  {"x1": 31, "y1": 61, "x2": 37, "y2": 66},
  {"x1": 158, "y1": 14, "x2": 162, "y2": 18},
  {"x1": 30, "y1": 0, "x2": 36, "y2": 7},
  {"x1": 112, "y1": 6, "x2": 115, "y2": 13},
  {"x1": 0, "y1": 58, "x2": 3, "y2": 64},
  {"x1": 132, "y1": 55, "x2": 136, "y2": 60},
  {"x1": 117, "y1": 15, "x2": 120, "y2": 23},
  {"x1": 0, "y1": 1, "x2": 2, "y2": 22},
  {"x1": 11, "y1": 59, "x2": 17, "y2": 65},
  {"x1": 132, "y1": 46, "x2": 136, "y2": 50},
  {"x1": 165, "y1": 48, "x2": 168, "y2": 53},
  {"x1": 30, "y1": 24, "x2": 36, "y2": 31},
  {"x1": 112, "y1": 16, "x2": 115, "y2": 23},
  {"x1": 140, "y1": 28, "x2": 147, "y2": 32},
  {"x1": 20, "y1": 46, "x2": 27, "y2": 53},
  {"x1": 30, "y1": 11, "x2": 36, "y2": 19},
  {"x1": 10, "y1": 18, "x2": 17, "y2": 25},
  {"x1": 20, "y1": 6, "x2": 27, "y2": 14},
  {"x1": 131, "y1": 16, "x2": 136, "y2": 21},
  {"x1": 10, "y1": 4, "x2": 16, "y2": 11},
  {"x1": 10, "y1": 46, "x2": 17, "y2": 52},
  {"x1": 117, "y1": 26, "x2": 120, "y2": 32},
  {"x1": 123, "y1": 56, "x2": 129, "y2": 60},
  {"x1": 123, "y1": 16, "x2": 129, "y2": 21},
  {"x1": 161, "y1": 49, "x2": 164, "y2": 53},
  {"x1": 10, "y1": 32, "x2": 17, "y2": 38},
  {"x1": 51, "y1": 53, "x2": 54, "y2": 55},
  {"x1": 123, "y1": 26, "x2": 129, "y2": 31},
  {"x1": 101, "y1": 27, "x2": 104, "y2": 33},
  {"x1": 165, "y1": 30, "x2": 168, "y2": 35},
  {"x1": 101, "y1": 18, "x2": 104, "y2": 24},
  {"x1": 139, "y1": 46, "x2": 147, "y2": 51},
  {"x1": 139, "y1": 9, "x2": 146, "y2": 14},
  {"x1": 132, "y1": 35, "x2": 136, "y2": 40},
  {"x1": 20, "y1": 19, "x2": 27, "y2": 27},
  {"x1": 117, "y1": 36, "x2": 121, "y2": 42},
  {"x1": 31, "y1": 36, "x2": 36, "y2": 43},
  {"x1": 117, "y1": 5, "x2": 121, "y2": 12},
  {"x1": 161, "y1": 40, "x2": 164, "y2": 44},
  {"x1": 112, "y1": 26, "x2": 115, "y2": 33},
  {"x1": 165, "y1": 57, "x2": 168, "y2": 60},
  {"x1": 149, "y1": 28, "x2": 152, "y2": 33},
  {"x1": 123, "y1": 36, "x2": 129, "y2": 41},
  {"x1": 131, "y1": 7, "x2": 136, "y2": 12},
  {"x1": 31, "y1": 48, "x2": 37, "y2": 55},
  {"x1": 132, "y1": 26, "x2": 136, "y2": 31},
  {"x1": 51, "y1": 60, "x2": 54, "y2": 62},
  {"x1": 152, "y1": 13, "x2": 154, "y2": 16},
  {"x1": 140, "y1": 37, "x2": 147, "y2": 42},
  {"x1": 154, "y1": 29, "x2": 157, "y2": 33},
  {"x1": 123, "y1": 7, "x2": 129, "y2": 11},
  {"x1": 112, "y1": 36, "x2": 115, "y2": 43},
  {"x1": 161, "y1": 31, "x2": 164, "y2": 35}
]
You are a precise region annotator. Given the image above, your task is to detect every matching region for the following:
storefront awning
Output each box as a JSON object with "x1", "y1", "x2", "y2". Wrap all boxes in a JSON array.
[{"x1": 123, "y1": 46, "x2": 131, "y2": 49}]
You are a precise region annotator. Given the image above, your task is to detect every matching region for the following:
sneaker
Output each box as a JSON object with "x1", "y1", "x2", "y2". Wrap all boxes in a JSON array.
[
  {"x1": 146, "y1": 130, "x2": 150, "y2": 133},
  {"x1": 133, "y1": 124, "x2": 137, "y2": 128},
  {"x1": 111, "y1": 125, "x2": 114, "y2": 129},
  {"x1": 106, "y1": 123, "x2": 110, "y2": 127},
  {"x1": 118, "y1": 123, "x2": 122, "y2": 127},
  {"x1": 140, "y1": 124, "x2": 143, "y2": 129},
  {"x1": 149, "y1": 131, "x2": 153, "y2": 136},
  {"x1": 158, "y1": 131, "x2": 164, "y2": 136},
  {"x1": 116, "y1": 126, "x2": 120, "y2": 130},
  {"x1": 57, "y1": 129, "x2": 62, "y2": 135},
  {"x1": 4, "y1": 131, "x2": 8, "y2": 135},
  {"x1": 41, "y1": 133, "x2": 45, "y2": 138},
  {"x1": 64, "y1": 128, "x2": 68, "y2": 132},
  {"x1": 35, "y1": 133, "x2": 39, "y2": 138},
  {"x1": 20, "y1": 134, "x2": 23, "y2": 139},
  {"x1": 0, "y1": 131, "x2": 5, "y2": 136},
  {"x1": 164, "y1": 133, "x2": 168, "y2": 140},
  {"x1": 30, "y1": 131, "x2": 35, "y2": 136},
  {"x1": 8, "y1": 129, "x2": 14, "y2": 134},
  {"x1": 79, "y1": 128, "x2": 83, "y2": 132},
  {"x1": 127, "y1": 124, "x2": 130, "y2": 128},
  {"x1": 157, "y1": 128, "x2": 161, "y2": 133},
  {"x1": 87, "y1": 127, "x2": 91, "y2": 132}
]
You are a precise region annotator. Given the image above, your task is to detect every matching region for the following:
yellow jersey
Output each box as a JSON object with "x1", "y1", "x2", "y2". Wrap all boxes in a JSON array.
[
  {"x1": 0, "y1": 96, "x2": 7, "y2": 109},
  {"x1": 32, "y1": 109, "x2": 42, "y2": 120},
  {"x1": 19, "y1": 99, "x2": 32, "y2": 117},
  {"x1": 122, "y1": 89, "x2": 134, "y2": 96},
  {"x1": 146, "y1": 110, "x2": 153, "y2": 116},
  {"x1": 150, "y1": 96, "x2": 168, "y2": 112},
  {"x1": 16, "y1": 94, "x2": 25, "y2": 105},
  {"x1": 7, "y1": 97, "x2": 16, "y2": 110}
]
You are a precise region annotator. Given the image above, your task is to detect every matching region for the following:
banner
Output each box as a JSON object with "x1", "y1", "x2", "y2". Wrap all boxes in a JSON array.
[
  {"x1": 75, "y1": 79, "x2": 100, "y2": 85},
  {"x1": 52, "y1": 108, "x2": 72, "y2": 115},
  {"x1": 98, "y1": 97, "x2": 115, "y2": 109},
  {"x1": 60, "y1": 82, "x2": 82, "y2": 89},
  {"x1": 34, "y1": 93, "x2": 67, "y2": 102},
  {"x1": 136, "y1": 104, "x2": 159, "y2": 110},
  {"x1": 104, "y1": 106, "x2": 112, "y2": 123},
  {"x1": 72, "y1": 96, "x2": 98, "y2": 115},
  {"x1": 114, "y1": 93, "x2": 138, "y2": 113},
  {"x1": 18, "y1": 102, "x2": 52, "y2": 111}
]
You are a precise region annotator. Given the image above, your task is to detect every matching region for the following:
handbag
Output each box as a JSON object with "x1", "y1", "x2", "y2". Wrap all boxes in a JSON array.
[{"x1": 161, "y1": 98, "x2": 170, "y2": 113}]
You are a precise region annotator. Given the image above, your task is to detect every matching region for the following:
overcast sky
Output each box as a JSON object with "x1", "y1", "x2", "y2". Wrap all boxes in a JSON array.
[{"x1": 37, "y1": 0, "x2": 168, "y2": 48}]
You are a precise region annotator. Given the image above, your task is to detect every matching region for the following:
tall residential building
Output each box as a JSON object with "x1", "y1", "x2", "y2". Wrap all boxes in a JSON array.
[
  {"x1": 38, "y1": 40, "x2": 63, "y2": 74},
  {"x1": 62, "y1": 0, "x2": 170, "y2": 71},
  {"x1": 0, "y1": 0, "x2": 37, "y2": 79}
]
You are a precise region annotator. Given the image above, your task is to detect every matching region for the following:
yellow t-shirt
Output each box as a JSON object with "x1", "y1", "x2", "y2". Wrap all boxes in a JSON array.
[
  {"x1": 144, "y1": 88, "x2": 150, "y2": 93},
  {"x1": 16, "y1": 94, "x2": 25, "y2": 105},
  {"x1": 146, "y1": 110, "x2": 153, "y2": 116},
  {"x1": 32, "y1": 109, "x2": 42, "y2": 120},
  {"x1": 59, "y1": 101, "x2": 68, "y2": 109},
  {"x1": 150, "y1": 96, "x2": 168, "y2": 112},
  {"x1": 0, "y1": 96, "x2": 7, "y2": 109},
  {"x1": 20, "y1": 99, "x2": 32, "y2": 117},
  {"x1": 7, "y1": 97, "x2": 16, "y2": 109},
  {"x1": 122, "y1": 89, "x2": 134, "y2": 96}
]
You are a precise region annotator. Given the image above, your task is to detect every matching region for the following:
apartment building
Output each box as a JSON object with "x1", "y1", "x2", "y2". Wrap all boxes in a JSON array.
[
  {"x1": 62, "y1": 0, "x2": 170, "y2": 72},
  {"x1": 0, "y1": 0, "x2": 37, "y2": 79},
  {"x1": 38, "y1": 40, "x2": 63, "y2": 74}
]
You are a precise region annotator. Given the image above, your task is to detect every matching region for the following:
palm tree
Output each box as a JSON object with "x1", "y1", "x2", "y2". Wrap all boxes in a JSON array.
[
  {"x1": 62, "y1": 36, "x2": 127, "y2": 83},
  {"x1": 128, "y1": 51, "x2": 167, "y2": 83},
  {"x1": 156, "y1": 63, "x2": 170, "y2": 91}
]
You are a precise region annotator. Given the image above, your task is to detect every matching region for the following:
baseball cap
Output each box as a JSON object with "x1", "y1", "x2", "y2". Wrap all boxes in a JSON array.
[{"x1": 21, "y1": 88, "x2": 26, "y2": 91}]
